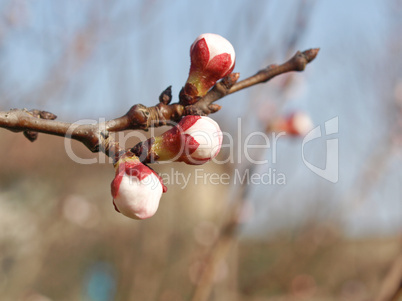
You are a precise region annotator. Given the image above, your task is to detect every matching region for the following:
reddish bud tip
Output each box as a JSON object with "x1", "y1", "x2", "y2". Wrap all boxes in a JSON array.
[{"x1": 186, "y1": 33, "x2": 236, "y2": 96}]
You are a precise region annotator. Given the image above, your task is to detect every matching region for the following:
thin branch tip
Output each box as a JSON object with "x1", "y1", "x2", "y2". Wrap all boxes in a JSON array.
[{"x1": 303, "y1": 48, "x2": 320, "y2": 62}]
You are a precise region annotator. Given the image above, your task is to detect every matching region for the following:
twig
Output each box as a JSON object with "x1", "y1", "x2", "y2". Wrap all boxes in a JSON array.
[
  {"x1": 190, "y1": 201, "x2": 243, "y2": 301},
  {"x1": 375, "y1": 253, "x2": 402, "y2": 301},
  {"x1": 190, "y1": 162, "x2": 259, "y2": 301},
  {"x1": 0, "y1": 49, "x2": 319, "y2": 160}
]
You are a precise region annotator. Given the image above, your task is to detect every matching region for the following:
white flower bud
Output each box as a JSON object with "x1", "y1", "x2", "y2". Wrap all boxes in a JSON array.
[{"x1": 111, "y1": 156, "x2": 166, "y2": 220}]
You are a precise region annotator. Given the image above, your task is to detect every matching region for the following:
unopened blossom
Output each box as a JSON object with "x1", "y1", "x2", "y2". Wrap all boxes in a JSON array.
[
  {"x1": 111, "y1": 155, "x2": 167, "y2": 220},
  {"x1": 184, "y1": 33, "x2": 236, "y2": 98},
  {"x1": 133, "y1": 115, "x2": 223, "y2": 165},
  {"x1": 268, "y1": 112, "x2": 313, "y2": 136}
]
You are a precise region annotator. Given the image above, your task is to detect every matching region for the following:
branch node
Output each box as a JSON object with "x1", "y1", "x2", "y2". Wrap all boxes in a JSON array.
[
  {"x1": 294, "y1": 51, "x2": 308, "y2": 71},
  {"x1": 185, "y1": 105, "x2": 208, "y2": 116},
  {"x1": 99, "y1": 131, "x2": 124, "y2": 163},
  {"x1": 179, "y1": 84, "x2": 200, "y2": 106},
  {"x1": 126, "y1": 104, "x2": 150, "y2": 130},
  {"x1": 131, "y1": 137, "x2": 158, "y2": 163},
  {"x1": 21, "y1": 109, "x2": 58, "y2": 142},
  {"x1": 208, "y1": 104, "x2": 222, "y2": 113},
  {"x1": 221, "y1": 72, "x2": 240, "y2": 89}
]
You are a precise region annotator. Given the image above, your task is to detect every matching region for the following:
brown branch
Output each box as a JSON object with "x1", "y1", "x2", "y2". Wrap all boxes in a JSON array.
[
  {"x1": 0, "y1": 48, "x2": 319, "y2": 159},
  {"x1": 102, "y1": 48, "x2": 318, "y2": 132},
  {"x1": 0, "y1": 109, "x2": 100, "y2": 150},
  {"x1": 190, "y1": 202, "x2": 243, "y2": 301},
  {"x1": 375, "y1": 253, "x2": 402, "y2": 301},
  {"x1": 196, "y1": 48, "x2": 319, "y2": 111},
  {"x1": 0, "y1": 109, "x2": 124, "y2": 161}
]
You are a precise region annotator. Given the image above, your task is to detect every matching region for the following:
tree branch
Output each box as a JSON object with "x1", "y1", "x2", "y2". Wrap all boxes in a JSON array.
[
  {"x1": 376, "y1": 253, "x2": 402, "y2": 301},
  {"x1": 0, "y1": 109, "x2": 100, "y2": 151},
  {"x1": 0, "y1": 48, "x2": 319, "y2": 159}
]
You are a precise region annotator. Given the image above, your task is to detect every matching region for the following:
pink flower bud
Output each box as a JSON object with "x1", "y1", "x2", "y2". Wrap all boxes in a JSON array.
[
  {"x1": 269, "y1": 112, "x2": 313, "y2": 136},
  {"x1": 286, "y1": 112, "x2": 314, "y2": 136},
  {"x1": 186, "y1": 33, "x2": 235, "y2": 97},
  {"x1": 111, "y1": 155, "x2": 167, "y2": 220},
  {"x1": 135, "y1": 116, "x2": 223, "y2": 165},
  {"x1": 175, "y1": 115, "x2": 223, "y2": 164}
]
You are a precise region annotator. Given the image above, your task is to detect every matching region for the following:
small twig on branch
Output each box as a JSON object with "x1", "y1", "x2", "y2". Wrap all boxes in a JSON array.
[{"x1": 0, "y1": 48, "x2": 319, "y2": 159}]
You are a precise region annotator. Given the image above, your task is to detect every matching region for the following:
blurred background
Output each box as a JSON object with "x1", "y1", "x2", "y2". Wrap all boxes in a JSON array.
[{"x1": 0, "y1": 0, "x2": 401, "y2": 300}]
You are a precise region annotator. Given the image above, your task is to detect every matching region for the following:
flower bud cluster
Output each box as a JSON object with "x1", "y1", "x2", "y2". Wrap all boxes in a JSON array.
[
  {"x1": 111, "y1": 116, "x2": 223, "y2": 219},
  {"x1": 111, "y1": 34, "x2": 234, "y2": 220}
]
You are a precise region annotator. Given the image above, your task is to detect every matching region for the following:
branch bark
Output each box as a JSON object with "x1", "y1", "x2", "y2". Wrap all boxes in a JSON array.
[{"x1": 0, "y1": 48, "x2": 319, "y2": 159}]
